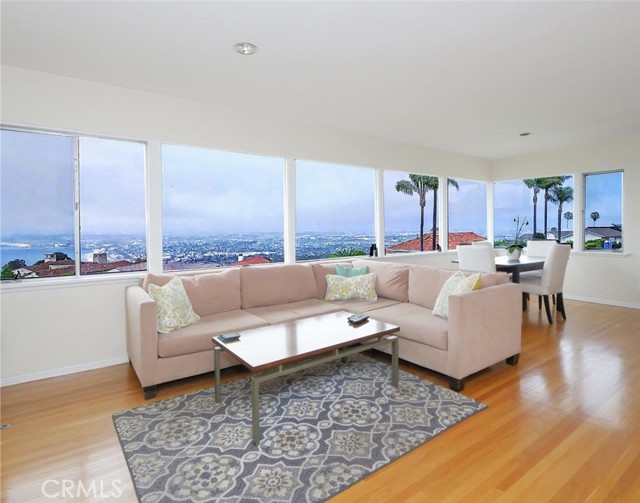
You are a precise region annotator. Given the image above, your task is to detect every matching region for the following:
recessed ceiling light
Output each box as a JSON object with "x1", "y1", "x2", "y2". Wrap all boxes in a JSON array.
[
  {"x1": 520, "y1": 132, "x2": 532, "y2": 136},
  {"x1": 234, "y1": 42, "x2": 258, "y2": 55}
]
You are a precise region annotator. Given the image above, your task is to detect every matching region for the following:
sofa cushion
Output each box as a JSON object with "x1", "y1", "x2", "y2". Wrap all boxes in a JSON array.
[
  {"x1": 478, "y1": 272, "x2": 510, "y2": 288},
  {"x1": 409, "y1": 266, "x2": 509, "y2": 309},
  {"x1": 328, "y1": 297, "x2": 401, "y2": 314},
  {"x1": 335, "y1": 264, "x2": 369, "y2": 277},
  {"x1": 157, "y1": 310, "x2": 268, "y2": 358},
  {"x1": 310, "y1": 262, "x2": 352, "y2": 299},
  {"x1": 143, "y1": 269, "x2": 241, "y2": 317},
  {"x1": 366, "y1": 303, "x2": 449, "y2": 351},
  {"x1": 241, "y1": 264, "x2": 318, "y2": 309},
  {"x1": 325, "y1": 273, "x2": 377, "y2": 301},
  {"x1": 432, "y1": 272, "x2": 481, "y2": 319},
  {"x1": 148, "y1": 277, "x2": 200, "y2": 334},
  {"x1": 246, "y1": 299, "x2": 343, "y2": 325},
  {"x1": 408, "y1": 266, "x2": 457, "y2": 309},
  {"x1": 352, "y1": 260, "x2": 409, "y2": 302}
]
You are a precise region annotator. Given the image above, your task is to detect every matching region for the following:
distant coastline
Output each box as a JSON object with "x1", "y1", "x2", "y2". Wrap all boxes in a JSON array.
[{"x1": 2, "y1": 230, "x2": 497, "y2": 269}]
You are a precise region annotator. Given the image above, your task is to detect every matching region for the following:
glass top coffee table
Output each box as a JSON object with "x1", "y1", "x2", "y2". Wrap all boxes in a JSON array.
[{"x1": 212, "y1": 310, "x2": 400, "y2": 444}]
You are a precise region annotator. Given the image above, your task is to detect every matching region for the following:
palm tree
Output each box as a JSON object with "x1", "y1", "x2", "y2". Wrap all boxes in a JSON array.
[
  {"x1": 395, "y1": 175, "x2": 435, "y2": 251},
  {"x1": 539, "y1": 176, "x2": 568, "y2": 236},
  {"x1": 395, "y1": 175, "x2": 459, "y2": 251},
  {"x1": 523, "y1": 178, "x2": 545, "y2": 236},
  {"x1": 590, "y1": 211, "x2": 600, "y2": 227},
  {"x1": 564, "y1": 211, "x2": 573, "y2": 230},
  {"x1": 549, "y1": 185, "x2": 574, "y2": 242}
]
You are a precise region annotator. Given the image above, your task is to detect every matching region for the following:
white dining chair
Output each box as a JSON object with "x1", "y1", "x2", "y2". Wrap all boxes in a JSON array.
[
  {"x1": 472, "y1": 240, "x2": 494, "y2": 247},
  {"x1": 521, "y1": 239, "x2": 561, "y2": 306},
  {"x1": 525, "y1": 239, "x2": 557, "y2": 258},
  {"x1": 457, "y1": 244, "x2": 496, "y2": 273},
  {"x1": 520, "y1": 244, "x2": 571, "y2": 323}
]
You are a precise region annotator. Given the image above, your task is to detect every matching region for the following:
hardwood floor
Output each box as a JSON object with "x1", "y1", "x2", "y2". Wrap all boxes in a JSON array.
[{"x1": 2, "y1": 300, "x2": 639, "y2": 502}]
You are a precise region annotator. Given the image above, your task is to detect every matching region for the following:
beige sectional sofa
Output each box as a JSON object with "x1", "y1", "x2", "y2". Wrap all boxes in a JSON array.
[{"x1": 126, "y1": 260, "x2": 522, "y2": 398}]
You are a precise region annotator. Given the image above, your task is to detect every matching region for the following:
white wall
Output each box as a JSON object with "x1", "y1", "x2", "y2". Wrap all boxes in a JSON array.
[
  {"x1": 491, "y1": 135, "x2": 640, "y2": 308},
  {"x1": 1, "y1": 66, "x2": 490, "y2": 177},
  {"x1": 1, "y1": 67, "x2": 638, "y2": 385},
  {"x1": 1, "y1": 278, "x2": 136, "y2": 383}
]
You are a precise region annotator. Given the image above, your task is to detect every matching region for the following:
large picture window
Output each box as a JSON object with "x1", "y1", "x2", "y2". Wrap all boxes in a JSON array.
[
  {"x1": 494, "y1": 176, "x2": 574, "y2": 247},
  {"x1": 584, "y1": 171, "x2": 623, "y2": 251},
  {"x1": 162, "y1": 145, "x2": 284, "y2": 270},
  {"x1": 384, "y1": 171, "x2": 447, "y2": 253},
  {"x1": 447, "y1": 179, "x2": 487, "y2": 249},
  {"x1": 296, "y1": 161, "x2": 374, "y2": 260},
  {"x1": 1, "y1": 128, "x2": 146, "y2": 280},
  {"x1": 79, "y1": 137, "x2": 147, "y2": 274}
]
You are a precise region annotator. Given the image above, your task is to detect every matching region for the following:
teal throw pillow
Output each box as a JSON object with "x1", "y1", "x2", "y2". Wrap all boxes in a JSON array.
[{"x1": 335, "y1": 264, "x2": 369, "y2": 278}]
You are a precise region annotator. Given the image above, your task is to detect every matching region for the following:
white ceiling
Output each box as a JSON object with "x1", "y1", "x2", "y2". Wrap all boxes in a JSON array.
[{"x1": 2, "y1": 1, "x2": 639, "y2": 159}]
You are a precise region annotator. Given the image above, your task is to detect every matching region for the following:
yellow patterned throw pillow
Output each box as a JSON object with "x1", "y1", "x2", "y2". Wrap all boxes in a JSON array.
[
  {"x1": 148, "y1": 277, "x2": 200, "y2": 333},
  {"x1": 325, "y1": 273, "x2": 377, "y2": 301},
  {"x1": 432, "y1": 272, "x2": 482, "y2": 319}
]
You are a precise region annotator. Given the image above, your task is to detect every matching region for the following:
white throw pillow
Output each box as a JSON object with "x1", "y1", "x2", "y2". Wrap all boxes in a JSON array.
[
  {"x1": 432, "y1": 272, "x2": 481, "y2": 319},
  {"x1": 148, "y1": 277, "x2": 200, "y2": 333},
  {"x1": 325, "y1": 273, "x2": 377, "y2": 301}
]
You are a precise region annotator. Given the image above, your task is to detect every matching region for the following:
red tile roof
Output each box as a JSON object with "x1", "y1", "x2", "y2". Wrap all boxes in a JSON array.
[
  {"x1": 229, "y1": 256, "x2": 272, "y2": 267},
  {"x1": 387, "y1": 232, "x2": 487, "y2": 252},
  {"x1": 24, "y1": 259, "x2": 145, "y2": 277}
]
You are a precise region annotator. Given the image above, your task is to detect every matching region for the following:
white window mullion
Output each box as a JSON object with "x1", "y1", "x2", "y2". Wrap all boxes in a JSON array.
[
  {"x1": 73, "y1": 137, "x2": 81, "y2": 276},
  {"x1": 374, "y1": 169, "x2": 385, "y2": 256},
  {"x1": 146, "y1": 141, "x2": 163, "y2": 273},
  {"x1": 439, "y1": 176, "x2": 448, "y2": 251},
  {"x1": 487, "y1": 181, "x2": 495, "y2": 244},
  {"x1": 284, "y1": 158, "x2": 296, "y2": 263}
]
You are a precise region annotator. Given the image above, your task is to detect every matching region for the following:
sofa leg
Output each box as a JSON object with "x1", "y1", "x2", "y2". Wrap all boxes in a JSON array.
[
  {"x1": 449, "y1": 377, "x2": 466, "y2": 392},
  {"x1": 143, "y1": 385, "x2": 158, "y2": 399},
  {"x1": 506, "y1": 353, "x2": 520, "y2": 365}
]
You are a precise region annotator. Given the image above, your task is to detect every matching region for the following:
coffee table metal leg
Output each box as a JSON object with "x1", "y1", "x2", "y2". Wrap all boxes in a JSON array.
[
  {"x1": 251, "y1": 376, "x2": 260, "y2": 445},
  {"x1": 214, "y1": 346, "x2": 221, "y2": 403},
  {"x1": 390, "y1": 335, "x2": 399, "y2": 387}
]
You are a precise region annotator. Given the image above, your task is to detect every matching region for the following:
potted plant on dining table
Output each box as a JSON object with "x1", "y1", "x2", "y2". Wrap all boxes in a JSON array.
[{"x1": 507, "y1": 214, "x2": 529, "y2": 261}]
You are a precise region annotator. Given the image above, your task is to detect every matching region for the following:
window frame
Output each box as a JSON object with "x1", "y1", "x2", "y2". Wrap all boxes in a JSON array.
[
  {"x1": 383, "y1": 171, "x2": 448, "y2": 254},
  {"x1": 446, "y1": 177, "x2": 489, "y2": 250},
  {"x1": 582, "y1": 169, "x2": 624, "y2": 253},
  {"x1": 161, "y1": 143, "x2": 286, "y2": 271},
  {"x1": 0, "y1": 125, "x2": 148, "y2": 283},
  {"x1": 295, "y1": 159, "x2": 376, "y2": 261}
]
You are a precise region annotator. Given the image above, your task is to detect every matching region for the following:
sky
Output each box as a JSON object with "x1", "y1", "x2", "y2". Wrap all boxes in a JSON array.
[
  {"x1": 1, "y1": 130, "x2": 624, "y2": 239},
  {"x1": 1, "y1": 130, "x2": 146, "y2": 236}
]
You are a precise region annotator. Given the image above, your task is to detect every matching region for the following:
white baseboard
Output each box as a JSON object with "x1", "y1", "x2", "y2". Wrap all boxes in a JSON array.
[
  {"x1": 564, "y1": 295, "x2": 640, "y2": 310},
  {"x1": 0, "y1": 355, "x2": 130, "y2": 387}
]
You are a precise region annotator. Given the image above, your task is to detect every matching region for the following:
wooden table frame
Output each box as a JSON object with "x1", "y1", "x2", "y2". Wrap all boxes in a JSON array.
[{"x1": 212, "y1": 311, "x2": 400, "y2": 445}]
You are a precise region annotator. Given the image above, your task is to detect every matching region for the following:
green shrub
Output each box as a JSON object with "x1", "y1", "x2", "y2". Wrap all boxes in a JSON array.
[
  {"x1": 328, "y1": 248, "x2": 367, "y2": 258},
  {"x1": 585, "y1": 239, "x2": 604, "y2": 249}
]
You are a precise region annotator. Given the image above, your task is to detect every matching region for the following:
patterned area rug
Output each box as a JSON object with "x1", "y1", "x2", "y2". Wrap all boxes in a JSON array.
[{"x1": 113, "y1": 355, "x2": 486, "y2": 502}]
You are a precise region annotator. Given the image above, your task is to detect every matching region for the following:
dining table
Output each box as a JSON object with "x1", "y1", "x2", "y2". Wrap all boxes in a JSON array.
[{"x1": 494, "y1": 255, "x2": 545, "y2": 283}]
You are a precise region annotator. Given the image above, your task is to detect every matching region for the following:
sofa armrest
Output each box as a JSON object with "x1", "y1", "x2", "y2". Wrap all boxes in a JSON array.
[
  {"x1": 125, "y1": 285, "x2": 159, "y2": 387},
  {"x1": 446, "y1": 282, "x2": 522, "y2": 380}
]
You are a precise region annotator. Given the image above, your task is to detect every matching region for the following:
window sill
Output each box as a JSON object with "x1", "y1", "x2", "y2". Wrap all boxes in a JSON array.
[
  {"x1": 569, "y1": 251, "x2": 629, "y2": 258},
  {"x1": 0, "y1": 271, "x2": 145, "y2": 293}
]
